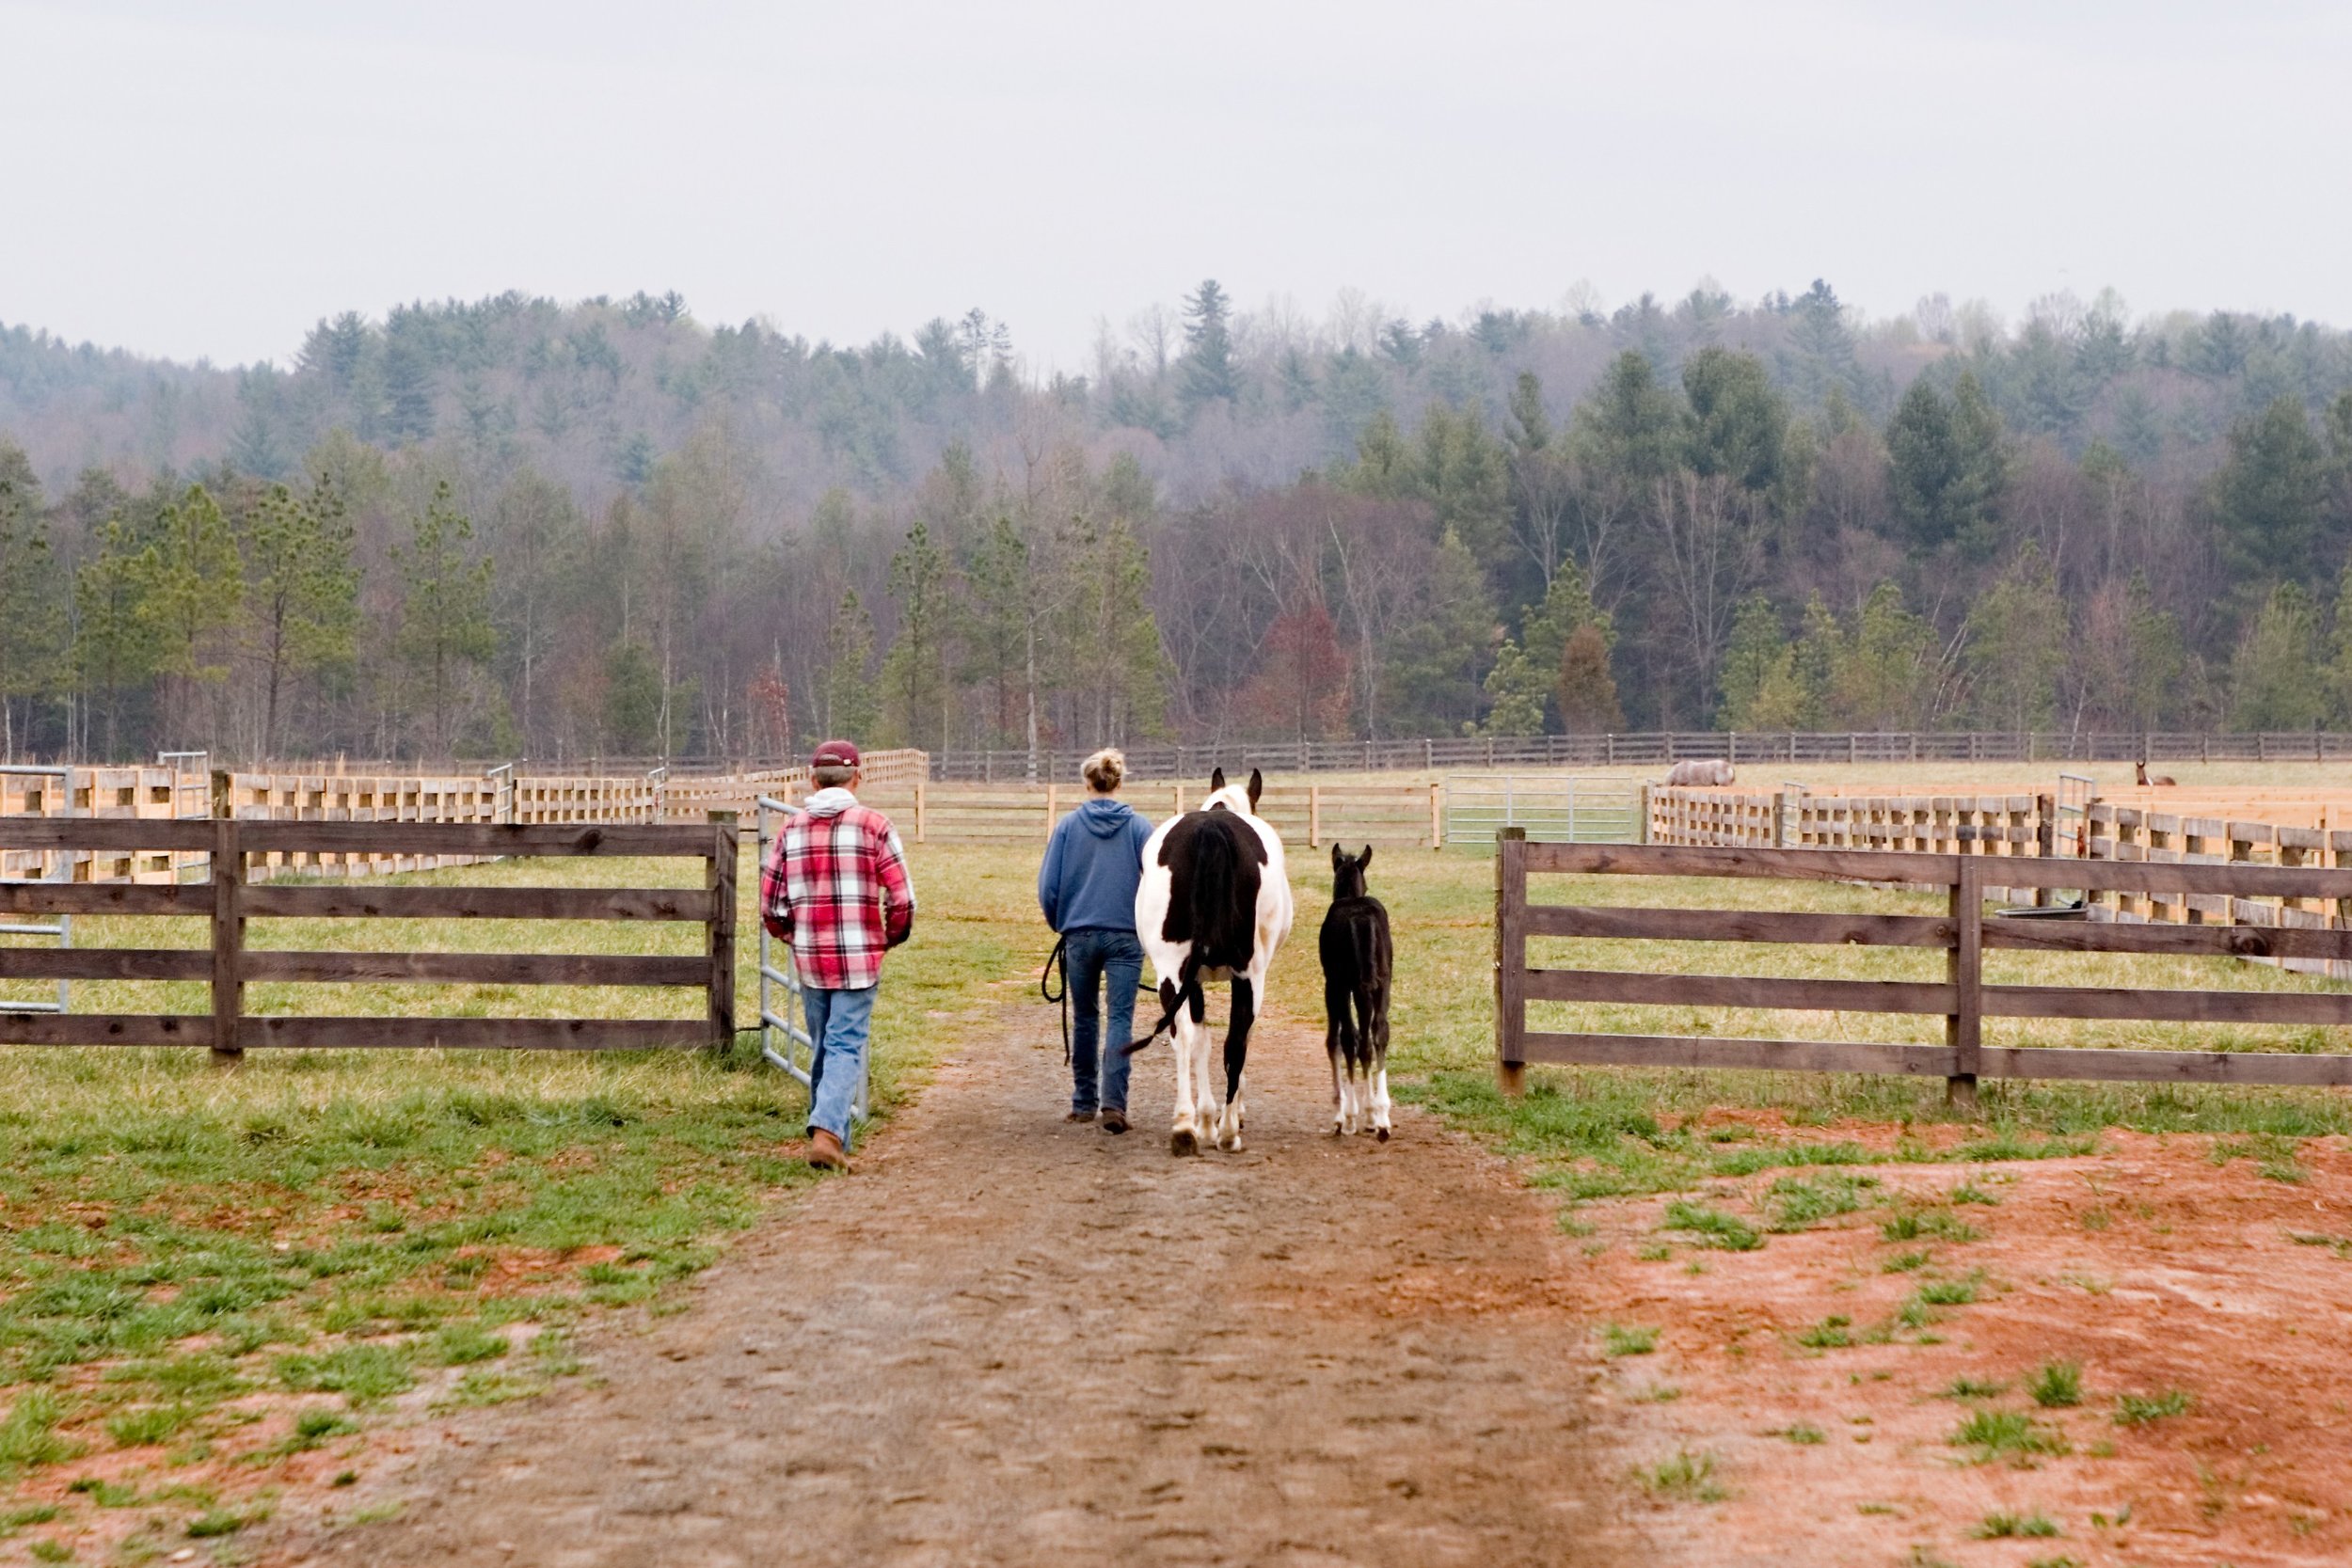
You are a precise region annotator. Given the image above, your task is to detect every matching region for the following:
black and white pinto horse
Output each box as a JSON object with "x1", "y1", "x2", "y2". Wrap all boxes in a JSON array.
[
  {"x1": 1129, "y1": 768, "x2": 1295, "y2": 1155},
  {"x1": 1319, "y1": 844, "x2": 1393, "y2": 1139}
]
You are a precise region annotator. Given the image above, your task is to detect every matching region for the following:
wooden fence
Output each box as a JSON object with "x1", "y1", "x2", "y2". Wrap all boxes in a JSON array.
[
  {"x1": 0, "y1": 752, "x2": 929, "y2": 881},
  {"x1": 930, "y1": 731, "x2": 2352, "y2": 780},
  {"x1": 846, "y1": 778, "x2": 1447, "y2": 848},
  {"x1": 1652, "y1": 786, "x2": 2352, "y2": 973},
  {"x1": 1493, "y1": 832, "x2": 2352, "y2": 1102},
  {"x1": 0, "y1": 816, "x2": 737, "y2": 1060}
]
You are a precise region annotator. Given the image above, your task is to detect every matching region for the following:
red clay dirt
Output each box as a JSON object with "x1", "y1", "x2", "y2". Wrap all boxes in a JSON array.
[
  {"x1": 1568, "y1": 1113, "x2": 2352, "y2": 1567},
  {"x1": 251, "y1": 1020, "x2": 1646, "y2": 1568}
]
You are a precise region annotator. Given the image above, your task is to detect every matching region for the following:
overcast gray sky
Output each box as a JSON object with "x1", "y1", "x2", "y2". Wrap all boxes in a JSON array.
[{"x1": 5, "y1": 0, "x2": 2347, "y2": 371}]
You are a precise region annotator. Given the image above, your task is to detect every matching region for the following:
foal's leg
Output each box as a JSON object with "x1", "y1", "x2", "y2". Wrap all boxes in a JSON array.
[
  {"x1": 1324, "y1": 974, "x2": 1350, "y2": 1136},
  {"x1": 1365, "y1": 980, "x2": 1393, "y2": 1141}
]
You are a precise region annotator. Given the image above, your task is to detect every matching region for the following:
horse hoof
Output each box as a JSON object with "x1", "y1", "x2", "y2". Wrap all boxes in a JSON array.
[
  {"x1": 1170, "y1": 1128, "x2": 1198, "y2": 1156},
  {"x1": 1375, "y1": 1127, "x2": 1391, "y2": 1143}
]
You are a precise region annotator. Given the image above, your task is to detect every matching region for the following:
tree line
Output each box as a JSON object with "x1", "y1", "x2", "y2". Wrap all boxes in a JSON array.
[{"x1": 3, "y1": 277, "x2": 2352, "y2": 764}]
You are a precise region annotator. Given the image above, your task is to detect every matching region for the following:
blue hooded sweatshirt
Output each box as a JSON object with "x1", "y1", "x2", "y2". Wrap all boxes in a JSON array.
[{"x1": 1037, "y1": 798, "x2": 1153, "y2": 934}]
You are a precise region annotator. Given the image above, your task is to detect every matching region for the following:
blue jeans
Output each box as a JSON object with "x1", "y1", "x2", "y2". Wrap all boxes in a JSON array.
[
  {"x1": 1065, "y1": 927, "x2": 1144, "y2": 1115},
  {"x1": 803, "y1": 984, "x2": 875, "y2": 1149}
]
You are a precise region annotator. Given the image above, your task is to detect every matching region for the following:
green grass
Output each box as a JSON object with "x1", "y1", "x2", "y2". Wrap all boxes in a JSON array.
[
  {"x1": 2028, "y1": 1360, "x2": 2084, "y2": 1408},
  {"x1": 1636, "y1": 1449, "x2": 1726, "y2": 1502},
  {"x1": 1376, "y1": 847, "x2": 2352, "y2": 1217},
  {"x1": 0, "y1": 843, "x2": 1026, "y2": 1500},
  {"x1": 103, "y1": 1402, "x2": 199, "y2": 1448},
  {"x1": 1764, "y1": 1172, "x2": 1877, "y2": 1230},
  {"x1": 1774, "y1": 1422, "x2": 1826, "y2": 1444},
  {"x1": 1794, "y1": 1315, "x2": 1853, "y2": 1350},
  {"x1": 1943, "y1": 1375, "x2": 2007, "y2": 1400},
  {"x1": 1881, "y1": 1209, "x2": 1980, "y2": 1244},
  {"x1": 1661, "y1": 1200, "x2": 1763, "y2": 1251},
  {"x1": 1974, "y1": 1510, "x2": 2061, "y2": 1539},
  {"x1": 1601, "y1": 1323, "x2": 1659, "y2": 1357},
  {"x1": 1951, "y1": 1409, "x2": 2071, "y2": 1463},
  {"x1": 2114, "y1": 1389, "x2": 2195, "y2": 1426}
]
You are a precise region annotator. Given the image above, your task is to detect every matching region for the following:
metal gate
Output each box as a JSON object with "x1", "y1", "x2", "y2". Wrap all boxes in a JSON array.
[
  {"x1": 1442, "y1": 774, "x2": 1643, "y2": 848},
  {"x1": 0, "y1": 765, "x2": 76, "y2": 1019},
  {"x1": 156, "y1": 752, "x2": 210, "y2": 879},
  {"x1": 754, "y1": 795, "x2": 868, "y2": 1122},
  {"x1": 2055, "y1": 771, "x2": 2095, "y2": 857}
]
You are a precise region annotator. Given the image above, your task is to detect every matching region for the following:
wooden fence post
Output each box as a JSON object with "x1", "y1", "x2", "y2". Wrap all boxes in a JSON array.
[
  {"x1": 1496, "y1": 827, "x2": 1529, "y2": 1096},
  {"x1": 1309, "y1": 784, "x2": 1322, "y2": 848},
  {"x1": 1946, "y1": 853, "x2": 1982, "y2": 1112},
  {"x1": 1429, "y1": 781, "x2": 1443, "y2": 850},
  {"x1": 210, "y1": 806, "x2": 244, "y2": 1069},
  {"x1": 707, "y1": 811, "x2": 739, "y2": 1050},
  {"x1": 914, "y1": 777, "x2": 928, "y2": 845},
  {"x1": 1045, "y1": 783, "x2": 1057, "y2": 840}
]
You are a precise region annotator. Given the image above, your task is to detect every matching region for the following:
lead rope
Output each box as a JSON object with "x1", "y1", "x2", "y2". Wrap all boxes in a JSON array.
[{"x1": 1040, "y1": 934, "x2": 1070, "y2": 1065}]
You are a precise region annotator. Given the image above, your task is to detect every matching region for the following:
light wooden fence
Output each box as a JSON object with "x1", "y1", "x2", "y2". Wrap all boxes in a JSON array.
[
  {"x1": 850, "y1": 779, "x2": 1447, "y2": 848},
  {"x1": 0, "y1": 816, "x2": 738, "y2": 1059},
  {"x1": 1494, "y1": 832, "x2": 2352, "y2": 1101},
  {"x1": 0, "y1": 752, "x2": 930, "y2": 880},
  {"x1": 932, "y1": 731, "x2": 2352, "y2": 780},
  {"x1": 1650, "y1": 786, "x2": 2352, "y2": 974}
]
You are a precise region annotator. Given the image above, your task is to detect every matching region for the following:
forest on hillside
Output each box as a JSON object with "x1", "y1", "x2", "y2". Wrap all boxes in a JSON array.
[{"x1": 3, "y1": 277, "x2": 2352, "y2": 766}]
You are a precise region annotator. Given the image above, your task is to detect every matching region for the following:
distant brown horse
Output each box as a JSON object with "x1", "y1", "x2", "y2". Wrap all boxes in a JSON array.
[{"x1": 2136, "y1": 760, "x2": 2175, "y2": 787}]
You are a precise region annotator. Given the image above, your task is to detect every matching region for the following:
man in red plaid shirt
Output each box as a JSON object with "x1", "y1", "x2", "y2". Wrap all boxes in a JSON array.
[{"x1": 760, "y1": 740, "x2": 915, "y2": 1172}]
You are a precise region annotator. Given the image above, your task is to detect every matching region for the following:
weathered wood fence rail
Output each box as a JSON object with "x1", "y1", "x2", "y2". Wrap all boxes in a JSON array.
[
  {"x1": 1494, "y1": 832, "x2": 2352, "y2": 1101},
  {"x1": 0, "y1": 816, "x2": 738, "y2": 1060},
  {"x1": 933, "y1": 731, "x2": 2352, "y2": 780}
]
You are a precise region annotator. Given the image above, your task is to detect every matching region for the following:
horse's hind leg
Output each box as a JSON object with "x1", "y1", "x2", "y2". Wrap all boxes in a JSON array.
[
  {"x1": 1216, "y1": 976, "x2": 1255, "y2": 1152},
  {"x1": 1325, "y1": 974, "x2": 1351, "y2": 1136},
  {"x1": 1164, "y1": 978, "x2": 1199, "y2": 1156},
  {"x1": 1365, "y1": 981, "x2": 1392, "y2": 1141}
]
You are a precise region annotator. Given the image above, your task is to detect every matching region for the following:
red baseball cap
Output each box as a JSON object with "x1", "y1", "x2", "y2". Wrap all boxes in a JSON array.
[{"x1": 811, "y1": 739, "x2": 862, "y2": 768}]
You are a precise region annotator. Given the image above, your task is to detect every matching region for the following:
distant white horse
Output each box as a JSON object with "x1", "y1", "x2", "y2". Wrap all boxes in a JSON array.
[
  {"x1": 1665, "y1": 758, "x2": 1736, "y2": 786},
  {"x1": 1129, "y1": 768, "x2": 1295, "y2": 1155}
]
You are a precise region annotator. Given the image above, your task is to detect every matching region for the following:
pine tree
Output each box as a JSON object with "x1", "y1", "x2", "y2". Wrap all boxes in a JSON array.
[
  {"x1": 0, "y1": 444, "x2": 63, "y2": 760},
  {"x1": 241, "y1": 476, "x2": 358, "y2": 758},
  {"x1": 1386, "y1": 527, "x2": 1493, "y2": 735},
  {"x1": 819, "y1": 590, "x2": 879, "y2": 742},
  {"x1": 393, "y1": 481, "x2": 497, "y2": 759},
  {"x1": 2216, "y1": 396, "x2": 2328, "y2": 587},
  {"x1": 381, "y1": 337, "x2": 437, "y2": 446},
  {"x1": 880, "y1": 518, "x2": 953, "y2": 750},
  {"x1": 960, "y1": 511, "x2": 1039, "y2": 749},
  {"x1": 1065, "y1": 513, "x2": 1170, "y2": 744},
  {"x1": 75, "y1": 516, "x2": 165, "y2": 760},
  {"x1": 1716, "y1": 594, "x2": 1805, "y2": 729},
  {"x1": 141, "y1": 484, "x2": 244, "y2": 742},
  {"x1": 1178, "y1": 279, "x2": 1239, "y2": 410}
]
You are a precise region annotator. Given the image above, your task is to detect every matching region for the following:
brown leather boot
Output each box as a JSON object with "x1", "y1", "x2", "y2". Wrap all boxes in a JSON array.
[{"x1": 806, "y1": 1128, "x2": 851, "y2": 1173}]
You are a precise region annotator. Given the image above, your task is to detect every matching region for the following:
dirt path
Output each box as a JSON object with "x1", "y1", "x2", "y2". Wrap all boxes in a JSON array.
[{"x1": 268, "y1": 1016, "x2": 1641, "y2": 1568}]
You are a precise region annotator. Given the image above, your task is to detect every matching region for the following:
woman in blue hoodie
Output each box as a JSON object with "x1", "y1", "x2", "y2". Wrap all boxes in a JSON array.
[{"x1": 1037, "y1": 748, "x2": 1154, "y2": 1132}]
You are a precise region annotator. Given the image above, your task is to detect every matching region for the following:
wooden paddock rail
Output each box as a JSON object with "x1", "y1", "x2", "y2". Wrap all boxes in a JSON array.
[
  {"x1": 1493, "y1": 830, "x2": 2352, "y2": 1104},
  {"x1": 0, "y1": 816, "x2": 738, "y2": 1062}
]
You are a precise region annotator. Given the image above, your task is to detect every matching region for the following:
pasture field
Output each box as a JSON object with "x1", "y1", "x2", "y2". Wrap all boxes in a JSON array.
[
  {"x1": 0, "y1": 844, "x2": 1039, "y2": 1557},
  {"x1": 4, "y1": 831, "x2": 2350, "y2": 1560}
]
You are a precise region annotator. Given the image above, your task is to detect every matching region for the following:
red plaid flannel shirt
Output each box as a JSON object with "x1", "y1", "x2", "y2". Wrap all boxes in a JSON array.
[{"x1": 759, "y1": 797, "x2": 915, "y2": 990}]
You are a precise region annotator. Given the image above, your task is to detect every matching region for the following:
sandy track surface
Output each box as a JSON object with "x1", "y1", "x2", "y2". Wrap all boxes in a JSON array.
[{"x1": 268, "y1": 1018, "x2": 1640, "y2": 1568}]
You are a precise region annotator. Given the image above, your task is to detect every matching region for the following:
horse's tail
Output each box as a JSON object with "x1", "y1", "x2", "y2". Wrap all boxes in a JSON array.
[{"x1": 1120, "y1": 958, "x2": 1202, "y2": 1056}]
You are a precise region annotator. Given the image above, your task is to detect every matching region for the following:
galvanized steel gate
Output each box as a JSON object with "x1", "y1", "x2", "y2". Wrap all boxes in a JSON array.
[
  {"x1": 754, "y1": 795, "x2": 869, "y2": 1121},
  {"x1": 1442, "y1": 775, "x2": 1644, "y2": 848}
]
